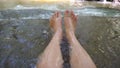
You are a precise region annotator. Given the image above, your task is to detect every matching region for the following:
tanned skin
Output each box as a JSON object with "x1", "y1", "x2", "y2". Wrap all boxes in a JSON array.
[
  {"x1": 36, "y1": 11, "x2": 96, "y2": 68},
  {"x1": 37, "y1": 12, "x2": 63, "y2": 68},
  {"x1": 64, "y1": 10, "x2": 96, "y2": 68}
]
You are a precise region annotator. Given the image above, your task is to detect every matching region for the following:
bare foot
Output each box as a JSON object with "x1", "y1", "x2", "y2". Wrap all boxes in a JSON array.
[
  {"x1": 50, "y1": 11, "x2": 62, "y2": 32},
  {"x1": 64, "y1": 10, "x2": 77, "y2": 40}
]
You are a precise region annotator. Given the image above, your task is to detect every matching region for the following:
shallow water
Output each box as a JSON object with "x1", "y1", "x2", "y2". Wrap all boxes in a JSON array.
[
  {"x1": 0, "y1": 7, "x2": 120, "y2": 20},
  {"x1": 13, "y1": 4, "x2": 120, "y2": 17},
  {"x1": 0, "y1": 7, "x2": 120, "y2": 68}
]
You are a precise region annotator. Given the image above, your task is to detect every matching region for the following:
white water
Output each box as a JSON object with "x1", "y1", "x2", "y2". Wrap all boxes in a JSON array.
[
  {"x1": 114, "y1": 0, "x2": 120, "y2": 5},
  {"x1": 7, "y1": 6, "x2": 120, "y2": 20},
  {"x1": 103, "y1": 0, "x2": 107, "y2": 3},
  {"x1": 114, "y1": 0, "x2": 119, "y2": 3},
  {"x1": 14, "y1": 4, "x2": 60, "y2": 10},
  {"x1": 102, "y1": 0, "x2": 110, "y2": 4}
]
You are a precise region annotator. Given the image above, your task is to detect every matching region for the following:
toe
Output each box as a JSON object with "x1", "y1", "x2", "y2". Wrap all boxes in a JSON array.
[
  {"x1": 71, "y1": 10, "x2": 78, "y2": 23},
  {"x1": 57, "y1": 12, "x2": 61, "y2": 18},
  {"x1": 70, "y1": 10, "x2": 76, "y2": 19},
  {"x1": 65, "y1": 10, "x2": 70, "y2": 17},
  {"x1": 75, "y1": 15, "x2": 78, "y2": 21},
  {"x1": 49, "y1": 13, "x2": 55, "y2": 28},
  {"x1": 55, "y1": 11, "x2": 58, "y2": 17},
  {"x1": 56, "y1": 11, "x2": 59, "y2": 17}
]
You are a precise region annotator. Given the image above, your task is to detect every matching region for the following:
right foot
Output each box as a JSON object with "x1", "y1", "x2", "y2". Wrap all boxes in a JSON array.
[{"x1": 64, "y1": 10, "x2": 77, "y2": 39}]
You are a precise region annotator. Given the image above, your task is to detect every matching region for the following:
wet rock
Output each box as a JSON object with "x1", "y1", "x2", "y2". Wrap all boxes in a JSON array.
[
  {"x1": 0, "y1": 9, "x2": 120, "y2": 68},
  {"x1": 76, "y1": 16, "x2": 120, "y2": 68}
]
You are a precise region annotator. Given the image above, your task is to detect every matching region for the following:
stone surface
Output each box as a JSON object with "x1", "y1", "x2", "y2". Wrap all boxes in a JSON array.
[
  {"x1": 76, "y1": 16, "x2": 120, "y2": 68},
  {"x1": 0, "y1": 9, "x2": 120, "y2": 68},
  {"x1": 0, "y1": 18, "x2": 52, "y2": 68}
]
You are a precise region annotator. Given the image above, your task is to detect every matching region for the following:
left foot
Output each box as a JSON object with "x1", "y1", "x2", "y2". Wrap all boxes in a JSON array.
[{"x1": 50, "y1": 11, "x2": 62, "y2": 32}]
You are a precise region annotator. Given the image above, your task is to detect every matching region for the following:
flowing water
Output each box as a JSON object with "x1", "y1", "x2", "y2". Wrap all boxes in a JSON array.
[{"x1": 0, "y1": 3, "x2": 120, "y2": 68}]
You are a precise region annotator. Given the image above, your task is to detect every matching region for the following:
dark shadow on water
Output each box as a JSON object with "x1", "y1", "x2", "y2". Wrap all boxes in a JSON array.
[{"x1": 61, "y1": 35, "x2": 70, "y2": 68}]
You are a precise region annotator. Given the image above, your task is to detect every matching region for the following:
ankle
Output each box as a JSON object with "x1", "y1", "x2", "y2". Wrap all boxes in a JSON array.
[
  {"x1": 66, "y1": 31, "x2": 76, "y2": 42},
  {"x1": 54, "y1": 29, "x2": 62, "y2": 37},
  {"x1": 66, "y1": 30, "x2": 75, "y2": 36},
  {"x1": 54, "y1": 28, "x2": 62, "y2": 33}
]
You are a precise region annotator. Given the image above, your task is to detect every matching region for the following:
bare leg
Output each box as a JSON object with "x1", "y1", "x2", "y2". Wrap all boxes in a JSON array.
[
  {"x1": 64, "y1": 10, "x2": 96, "y2": 68},
  {"x1": 37, "y1": 12, "x2": 63, "y2": 68}
]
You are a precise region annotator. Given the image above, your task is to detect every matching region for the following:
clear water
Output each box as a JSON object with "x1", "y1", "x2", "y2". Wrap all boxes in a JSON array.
[
  {"x1": 74, "y1": 8, "x2": 120, "y2": 17},
  {"x1": 13, "y1": 5, "x2": 120, "y2": 18}
]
